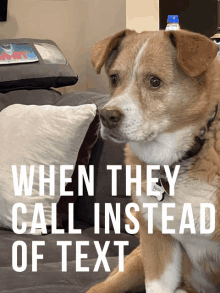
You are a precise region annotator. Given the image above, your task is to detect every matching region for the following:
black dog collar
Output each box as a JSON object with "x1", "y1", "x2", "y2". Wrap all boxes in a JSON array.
[{"x1": 182, "y1": 104, "x2": 218, "y2": 160}]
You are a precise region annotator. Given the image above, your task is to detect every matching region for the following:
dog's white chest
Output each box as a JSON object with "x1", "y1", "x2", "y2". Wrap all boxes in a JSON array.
[
  {"x1": 136, "y1": 172, "x2": 217, "y2": 237},
  {"x1": 136, "y1": 172, "x2": 219, "y2": 269}
]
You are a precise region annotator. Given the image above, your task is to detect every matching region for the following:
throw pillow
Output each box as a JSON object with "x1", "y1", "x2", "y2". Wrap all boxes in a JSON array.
[{"x1": 0, "y1": 103, "x2": 96, "y2": 234}]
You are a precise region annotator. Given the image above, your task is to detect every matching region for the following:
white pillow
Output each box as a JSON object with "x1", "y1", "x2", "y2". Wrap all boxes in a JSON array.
[{"x1": 0, "y1": 103, "x2": 96, "y2": 233}]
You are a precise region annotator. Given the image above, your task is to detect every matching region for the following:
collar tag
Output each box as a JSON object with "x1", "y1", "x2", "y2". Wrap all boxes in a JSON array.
[{"x1": 150, "y1": 182, "x2": 166, "y2": 202}]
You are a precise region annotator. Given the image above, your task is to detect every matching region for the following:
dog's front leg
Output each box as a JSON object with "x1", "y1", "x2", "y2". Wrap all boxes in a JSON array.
[
  {"x1": 86, "y1": 245, "x2": 145, "y2": 293},
  {"x1": 140, "y1": 225, "x2": 182, "y2": 293}
]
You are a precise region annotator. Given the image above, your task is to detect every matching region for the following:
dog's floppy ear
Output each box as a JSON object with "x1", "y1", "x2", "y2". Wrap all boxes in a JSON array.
[
  {"x1": 91, "y1": 29, "x2": 135, "y2": 74},
  {"x1": 165, "y1": 30, "x2": 219, "y2": 77}
]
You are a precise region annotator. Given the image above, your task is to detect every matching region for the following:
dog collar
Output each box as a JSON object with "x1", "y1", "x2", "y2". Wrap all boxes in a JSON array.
[
  {"x1": 182, "y1": 104, "x2": 218, "y2": 160},
  {"x1": 150, "y1": 104, "x2": 218, "y2": 202}
]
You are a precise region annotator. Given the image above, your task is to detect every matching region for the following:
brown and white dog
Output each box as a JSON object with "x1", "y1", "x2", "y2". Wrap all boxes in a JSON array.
[{"x1": 87, "y1": 29, "x2": 220, "y2": 293}]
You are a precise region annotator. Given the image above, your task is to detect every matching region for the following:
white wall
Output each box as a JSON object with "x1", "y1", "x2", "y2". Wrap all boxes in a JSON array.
[{"x1": 126, "y1": 0, "x2": 159, "y2": 32}]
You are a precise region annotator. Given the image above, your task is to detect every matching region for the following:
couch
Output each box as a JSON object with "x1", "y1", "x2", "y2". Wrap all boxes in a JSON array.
[{"x1": 0, "y1": 39, "x2": 139, "y2": 293}]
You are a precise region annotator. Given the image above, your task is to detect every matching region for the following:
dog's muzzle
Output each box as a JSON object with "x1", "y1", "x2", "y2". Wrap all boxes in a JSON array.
[{"x1": 99, "y1": 108, "x2": 124, "y2": 129}]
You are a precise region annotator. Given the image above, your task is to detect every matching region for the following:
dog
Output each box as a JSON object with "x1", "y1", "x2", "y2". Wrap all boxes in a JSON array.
[{"x1": 86, "y1": 29, "x2": 220, "y2": 293}]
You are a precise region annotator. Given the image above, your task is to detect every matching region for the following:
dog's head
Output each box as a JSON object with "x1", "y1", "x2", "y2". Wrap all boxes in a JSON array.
[{"x1": 92, "y1": 29, "x2": 219, "y2": 164}]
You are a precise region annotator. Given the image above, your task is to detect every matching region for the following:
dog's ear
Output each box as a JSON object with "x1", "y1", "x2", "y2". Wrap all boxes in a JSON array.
[
  {"x1": 91, "y1": 29, "x2": 135, "y2": 74},
  {"x1": 165, "y1": 30, "x2": 219, "y2": 77}
]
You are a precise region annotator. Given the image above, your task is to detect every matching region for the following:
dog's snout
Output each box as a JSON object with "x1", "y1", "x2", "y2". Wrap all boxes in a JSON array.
[{"x1": 99, "y1": 108, "x2": 124, "y2": 129}]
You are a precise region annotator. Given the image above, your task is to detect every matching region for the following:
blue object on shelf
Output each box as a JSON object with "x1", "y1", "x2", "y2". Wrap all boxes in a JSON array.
[{"x1": 167, "y1": 15, "x2": 179, "y2": 24}]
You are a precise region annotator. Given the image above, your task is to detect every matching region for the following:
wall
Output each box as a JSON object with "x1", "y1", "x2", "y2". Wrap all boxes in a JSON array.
[
  {"x1": 85, "y1": 0, "x2": 126, "y2": 94},
  {"x1": 126, "y1": 0, "x2": 159, "y2": 32},
  {"x1": 0, "y1": 0, "x2": 87, "y2": 93},
  {"x1": 0, "y1": 0, "x2": 159, "y2": 94}
]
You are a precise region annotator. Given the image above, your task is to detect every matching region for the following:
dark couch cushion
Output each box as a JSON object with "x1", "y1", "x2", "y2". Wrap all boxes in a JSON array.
[
  {"x1": 0, "y1": 89, "x2": 110, "y2": 112},
  {"x1": 0, "y1": 256, "x2": 121, "y2": 293},
  {"x1": 0, "y1": 88, "x2": 61, "y2": 111},
  {"x1": 0, "y1": 226, "x2": 139, "y2": 268},
  {"x1": 94, "y1": 139, "x2": 130, "y2": 232},
  {"x1": 0, "y1": 225, "x2": 139, "y2": 293},
  {"x1": 54, "y1": 90, "x2": 110, "y2": 109},
  {"x1": 0, "y1": 39, "x2": 78, "y2": 91}
]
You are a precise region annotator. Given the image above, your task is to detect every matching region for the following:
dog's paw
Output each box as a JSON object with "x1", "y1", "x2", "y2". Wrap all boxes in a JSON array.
[{"x1": 175, "y1": 290, "x2": 187, "y2": 293}]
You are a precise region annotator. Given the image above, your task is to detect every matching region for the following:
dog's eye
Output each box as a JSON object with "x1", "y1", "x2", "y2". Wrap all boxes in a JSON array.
[
  {"x1": 149, "y1": 76, "x2": 162, "y2": 88},
  {"x1": 109, "y1": 74, "x2": 119, "y2": 87}
]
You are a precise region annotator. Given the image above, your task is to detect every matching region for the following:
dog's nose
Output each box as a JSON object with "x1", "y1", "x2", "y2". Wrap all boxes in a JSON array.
[{"x1": 99, "y1": 108, "x2": 124, "y2": 129}]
